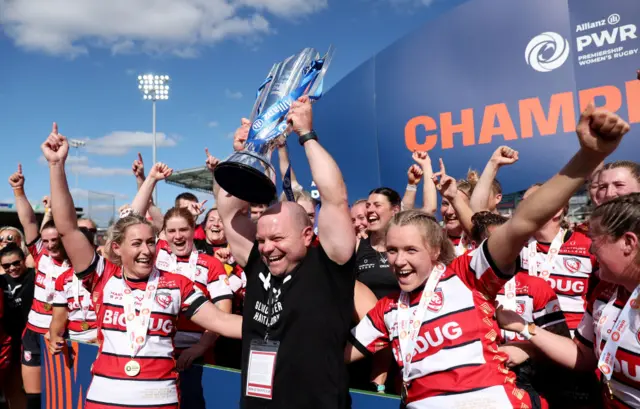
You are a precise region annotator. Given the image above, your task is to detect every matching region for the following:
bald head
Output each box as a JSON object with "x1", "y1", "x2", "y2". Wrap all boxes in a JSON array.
[
  {"x1": 256, "y1": 201, "x2": 314, "y2": 276},
  {"x1": 261, "y1": 201, "x2": 312, "y2": 231}
]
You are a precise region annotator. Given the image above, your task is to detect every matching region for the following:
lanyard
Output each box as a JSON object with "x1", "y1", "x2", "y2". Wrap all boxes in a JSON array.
[
  {"x1": 173, "y1": 251, "x2": 199, "y2": 281},
  {"x1": 501, "y1": 277, "x2": 518, "y2": 311},
  {"x1": 597, "y1": 285, "x2": 640, "y2": 384},
  {"x1": 72, "y1": 274, "x2": 92, "y2": 323},
  {"x1": 397, "y1": 263, "x2": 446, "y2": 381},
  {"x1": 527, "y1": 229, "x2": 565, "y2": 279},
  {"x1": 122, "y1": 267, "x2": 160, "y2": 359}
]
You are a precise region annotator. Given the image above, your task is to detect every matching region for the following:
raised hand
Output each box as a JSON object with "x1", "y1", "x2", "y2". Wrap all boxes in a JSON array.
[
  {"x1": 148, "y1": 162, "x2": 173, "y2": 181},
  {"x1": 233, "y1": 118, "x2": 251, "y2": 152},
  {"x1": 187, "y1": 200, "x2": 208, "y2": 218},
  {"x1": 214, "y1": 247, "x2": 231, "y2": 264},
  {"x1": 286, "y1": 96, "x2": 313, "y2": 136},
  {"x1": 432, "y1": 158, "x2": 457, "y2": 201},
  {"x1": 576, "y1": 103, "x2": 630, "y2": 157},
  {"x1": 407, "y1": 164, "x2": 423, "y2": 185},
  {"x1": 8, "y1": 164, "x2": 25, "y2": 189},
  {"x1": 42, "y1": 195, "x2": 51, "y2": 209},
  {"x1": 205, "y1": 148, "x2": 220, "y2": 173},
  {"x1": 41, "y1": 122, "x2": 69, "y2": 164},
  {"x1": 132, "y1": 153, "x2": 145, "y2": 179},
  {"x1": 412, "y1": 151, "x2": 432, "y2": 168},
  {"x1": 490, "y1": 146, "x2": 519, "y2": 167}
]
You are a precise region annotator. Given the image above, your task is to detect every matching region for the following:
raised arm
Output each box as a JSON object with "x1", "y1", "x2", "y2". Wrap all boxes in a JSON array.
[
  {"x1": 210, "y1": 148, "x2": 256, "y2": 268},
  {"x1": 43, "y1": 123, "x2": 95, "y2": 272},
  {"x1": 8, "y1": 164, "x2": 39, "y2": 244},
  {"x1": 470, "y1": 146, "x2": 518, "y2": 213},
  {"x1": 276, "y1": 142, "x2": 303, "y2": 192},
  {"x1": 488, "y1": 104, "x2": 630, "y2": 273},
  {"x1": 287, "y1": 96, "x2": 355, "y2": 265},
  {"x1": 433, "y1": 159, "x2": 473, "y2": 235},
  {"x1": 413, "y1": 151, "x2": 437, "y2": 215},
  {"x1": 401, "y1": 164, "x2": 422, "y2": 210},
  {"x1": 130, "y1": 163, "x2": 172, "y2": 218}
]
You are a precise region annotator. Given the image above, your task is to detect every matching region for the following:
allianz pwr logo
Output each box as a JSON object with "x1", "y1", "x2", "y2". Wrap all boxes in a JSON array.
[{"x1": 525, "y1": 13, "x2": 638, "y2": 72}]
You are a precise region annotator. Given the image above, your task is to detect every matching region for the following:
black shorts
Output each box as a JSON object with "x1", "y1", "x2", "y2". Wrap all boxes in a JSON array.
[{"x1": 21, "y1": 328, "x2": 42, "y2": 367}]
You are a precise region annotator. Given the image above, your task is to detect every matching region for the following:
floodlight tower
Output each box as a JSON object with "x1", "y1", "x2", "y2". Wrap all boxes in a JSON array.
[
  {"x1": 137, "y1": 74, "x2": 170, "y2": 204},
  {"x1": 68, "y1": 139, "x2": 86, "y2": 189}
]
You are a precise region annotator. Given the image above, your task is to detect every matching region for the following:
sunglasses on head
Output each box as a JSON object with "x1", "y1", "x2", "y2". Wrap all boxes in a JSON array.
[
  {"x1": 1, "y1": 260, "x2": 21, "y2": 270},
  {"x1": 0, "y1": 235, "x2": 14, "y2": 242}
]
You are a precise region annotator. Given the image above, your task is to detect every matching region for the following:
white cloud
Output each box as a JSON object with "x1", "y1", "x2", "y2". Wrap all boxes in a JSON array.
[
  {"x1": 68, "y1": 164, "x2": 131, "y2": 177},
  {"x1": 208, "y1": 121, "x2": 219, "y2": 128},
  {"x1": 70, "y1": 188, "x2": 128, "y2": 200},
  {"x1": 225, "y1": 89, "x2": 243, "y2": 99},
  {"x1": 82, "y1": 131, "x2": 178, "y2": 156},
  {"x1": 0, "y1": 0, "x2": 326, "y2": 57}
]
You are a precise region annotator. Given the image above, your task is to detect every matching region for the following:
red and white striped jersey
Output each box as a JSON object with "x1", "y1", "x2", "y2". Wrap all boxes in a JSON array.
[
  {"x1": 79, "y1": 256, "x2": 208, "y2": 409},
  {"x1": 576, "y1": 282, "x2": 640, "y2": 409},
  {"x1": 448, "y1": 234, "x2": 476, "y2": 257},
  {"x1": 53, "y1": 269, "x2": 97, "y2": 342},
  {"x1": 495, "y1": 273, "x2": 565, "y2": 342},
  {"x1": 27, "y1": 237, "x2": 71, "y2": 334},
  {"x1": 351, "y1": 241, "x2": 536, "y2": 408},
  {"x1": 519, "y1": 230, "x2": 599, "y2": 333},
  {"x1": 224, "y1": 263, "x2": 246, "y2": 315},
  {"x1": 155, "y1": 240, "x2": 233, "y2": 351}
]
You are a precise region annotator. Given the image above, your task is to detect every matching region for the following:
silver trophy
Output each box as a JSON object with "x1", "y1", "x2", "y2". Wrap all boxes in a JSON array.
[{"x1": 214, "y1": 46, "x2": 334, "y2": 204}]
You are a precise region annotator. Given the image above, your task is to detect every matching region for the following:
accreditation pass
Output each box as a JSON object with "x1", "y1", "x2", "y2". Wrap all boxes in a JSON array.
[{"x1": 246, "y1": 339, "x2": 280, "y2": 399}]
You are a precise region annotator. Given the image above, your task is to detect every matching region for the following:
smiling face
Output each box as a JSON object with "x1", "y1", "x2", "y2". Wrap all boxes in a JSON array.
[
  {"x1": 113, "y1": 223, "x2": 156, "y2": 278},
  {"x1": 256, "y1": 203, "x2": 313, "y2": 276},
  {"x1": 41, "y1": 226, "x2": 65, "y2": 260},
  {"x1": 204, "y1": 209, "x2": 225, "y2": 244},
  {"x1": 597, "y1": 167, "x2": 640, "y2": 204},
  {"x1": 386, "y1": 224, "x2": 437, "y2": 292},
  {"x1": 589, "y1": 217, "x2": 640, "y2": 287},
  {"x1": 351, "y1": 202, "x2": 368, "y2": 235},
  {"x1": 366, "y1": 193, "x2": 398, "y2": 233},
  {"x1": 165, "y1": 216, "x2": 195, "y2": 257}
]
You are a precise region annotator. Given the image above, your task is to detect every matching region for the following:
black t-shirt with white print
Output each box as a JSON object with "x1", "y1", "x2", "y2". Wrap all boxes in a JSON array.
[{"x1": 240, "y1": 241, "x2": 356, "y2": 409}]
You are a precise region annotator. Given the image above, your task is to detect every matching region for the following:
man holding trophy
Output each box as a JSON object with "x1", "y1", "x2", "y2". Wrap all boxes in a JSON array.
[{"x1": 214, "y1": 47, "x2": 357, "y2": 409}]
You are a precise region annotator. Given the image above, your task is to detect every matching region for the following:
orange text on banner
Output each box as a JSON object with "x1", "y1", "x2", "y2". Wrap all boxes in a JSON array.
[{"x1": 405, "y1": 79, "x2": 640, "y2": 152}]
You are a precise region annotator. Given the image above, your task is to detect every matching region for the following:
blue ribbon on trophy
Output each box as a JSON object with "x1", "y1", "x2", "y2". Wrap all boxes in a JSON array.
[
  {"x1": 282, "y1": 165, "x2": 295, "y2": 202},
  {"x1": 214, "y1": 46, "x2": 334, "y2": 204}
]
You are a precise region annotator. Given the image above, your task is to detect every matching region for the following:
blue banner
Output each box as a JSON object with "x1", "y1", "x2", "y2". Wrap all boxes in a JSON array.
[
  {"x1": 41, "y1": 339, "x2": 399, "y2": 409},
  {"x1": 285, "y1": 0, "x2": 639, "y2": 202}
]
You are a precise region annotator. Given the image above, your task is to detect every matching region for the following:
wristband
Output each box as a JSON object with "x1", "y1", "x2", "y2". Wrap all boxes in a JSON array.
[
  {"x1": 406, "y1": 184, "x2": 417, "y2": 192},
  {"x1": 375, "y1": 384, "x2": 385, "y2": 393},
  {"x1": 519, "y1": 323, "x2": 536, "y2": 340},
  {"x1": 298, "y1": 130, "x2": 318, "y2": 146}
]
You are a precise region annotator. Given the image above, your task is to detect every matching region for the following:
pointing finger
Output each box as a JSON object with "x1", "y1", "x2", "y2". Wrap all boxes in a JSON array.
[
  {"x1": 52, "y1": 122, "x2": 58, "y2": 135},
  {"x1": 204, "y1": 148, "x2": 210, "y2": 158},
  {"x1": 18, "y1": 163, "x2": 22, "y2": 174},
  {"x1": 439, "y1": 158, "x2": 446, "y2": 174},
  {"x1": 138, "y1": 152, "x2": 143, "y2": 163}
]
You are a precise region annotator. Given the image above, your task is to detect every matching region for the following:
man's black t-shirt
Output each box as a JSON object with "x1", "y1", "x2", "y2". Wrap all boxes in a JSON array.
[
  {"x1": 240, "y1": 242, "x2": 355, "y2": 409},
  {"x1": 0, "y1": 268, "x2": 35, "y2": 342},
  {"x1": 355, "y1": 237, "x2": 399, "y2": 299}
]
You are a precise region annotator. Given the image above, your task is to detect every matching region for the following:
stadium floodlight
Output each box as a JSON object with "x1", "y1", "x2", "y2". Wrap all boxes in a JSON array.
[
  {"x1": 68, "y1": 139, "x2": 86, "y2": 189},
  {"x1": 137, "y1": 73, "x2": 170, "y2": 203}
]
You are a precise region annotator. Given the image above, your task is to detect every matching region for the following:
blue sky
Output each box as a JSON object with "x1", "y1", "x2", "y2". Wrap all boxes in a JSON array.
[{"x1": 0, "y1": 0, "x2": 466, "y2": 226}]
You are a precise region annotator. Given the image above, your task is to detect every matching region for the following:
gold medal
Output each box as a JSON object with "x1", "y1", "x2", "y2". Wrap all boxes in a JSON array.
[
  {"x1": 43, "y1": 303, "x2": 52, "y2": 312},
  {"x1": 81, "y1": 321, "x2": 90, "y2": 331},
  {"x1": 124, "y1": 360, "x2": 141, "y2": 377}
]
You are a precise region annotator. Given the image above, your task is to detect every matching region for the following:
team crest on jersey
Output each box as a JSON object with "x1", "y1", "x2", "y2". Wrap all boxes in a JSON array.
[
  {"x1": 516, "y1": 300, "x2": 526, "y2": 316},
  {"x1": 563, "y1": 257, "x2": 581, "y2": 273},
  {"x1": 196, "y1": 266, "x2": 207, "y2": 277},
  {"x1": 155, "y1": 291, "x2": 173, "y2": 309},
  {"x1": 427, "y1": 288, "x2": 444, "y2": 312}
]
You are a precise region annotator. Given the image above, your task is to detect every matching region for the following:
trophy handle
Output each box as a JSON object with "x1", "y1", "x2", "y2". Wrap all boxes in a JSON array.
[{"x1": 307, "y1": 45, "x2": 335, "y2": 100}]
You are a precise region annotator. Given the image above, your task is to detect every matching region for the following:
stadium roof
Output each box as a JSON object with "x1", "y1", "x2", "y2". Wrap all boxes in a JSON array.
[{"x1": 165, "y1": 166, "x2": 213, "y2": 194}]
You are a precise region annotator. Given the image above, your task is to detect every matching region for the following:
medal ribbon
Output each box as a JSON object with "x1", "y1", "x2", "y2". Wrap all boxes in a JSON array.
[
  {"x1": 172, "y1": 251, "x2": 199, "y2": 281},
  {"x1": 122, "y1": 267, "x2": 160, "y2": 358},
  {"x1": 527, "y1": 229, "x2": 565, "y2": 278},
  {"x1": 597, "y1": 285, "x2": 640, "y2": 386},
  {"x1": 501, "y1": 277, "x2": 518, "y2": 311},
  {"x1": 396, "y1": 263, "x2": 446, "y2": 382},
  {"x1": 72, "y1": 274, "x2": 92, "y2": 324}
]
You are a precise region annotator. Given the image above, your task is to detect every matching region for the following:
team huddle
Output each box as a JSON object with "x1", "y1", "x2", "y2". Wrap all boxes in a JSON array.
[{"x1": 0, "y1": 73, "x2": 639, "y2": 409}]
